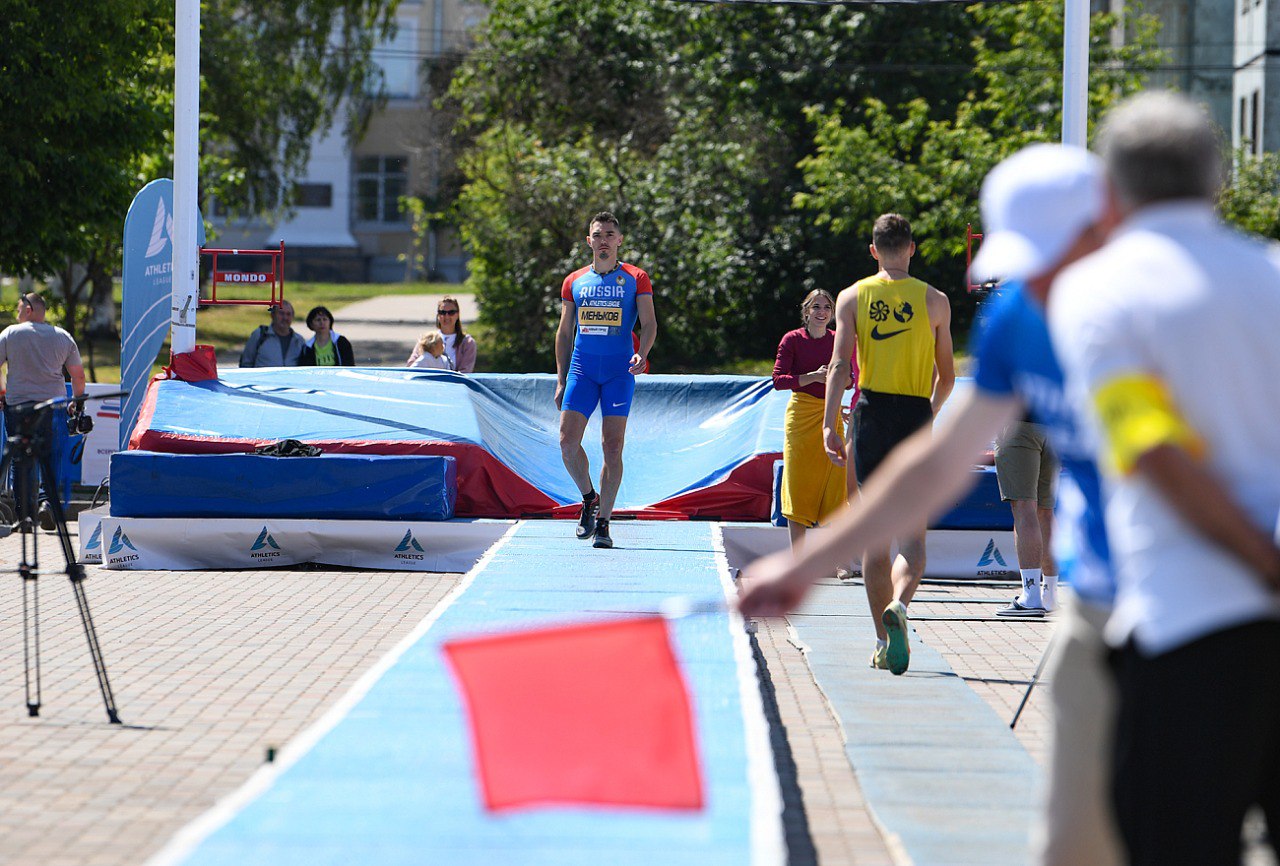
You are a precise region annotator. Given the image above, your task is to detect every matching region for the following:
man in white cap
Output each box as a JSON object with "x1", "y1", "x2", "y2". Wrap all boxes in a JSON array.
[{"x1": 739, "y1": 143, "x2": 1123, "y2": 865}]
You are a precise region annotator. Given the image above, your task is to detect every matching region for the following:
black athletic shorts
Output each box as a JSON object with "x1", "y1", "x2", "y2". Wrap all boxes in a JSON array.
[{"x1": 852, "y1": 388, "x2": 933, "y2": 485}]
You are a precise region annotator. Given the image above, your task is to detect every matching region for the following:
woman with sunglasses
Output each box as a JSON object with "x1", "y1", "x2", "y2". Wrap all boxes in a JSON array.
[{"x1": 429, "y1": 296, "x2": 476, "y2": 372}]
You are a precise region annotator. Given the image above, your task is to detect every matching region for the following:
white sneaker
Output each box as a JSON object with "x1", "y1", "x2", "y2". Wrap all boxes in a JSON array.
[{"x1": 996, "y1": 598, "x2": 1047, "y2": 618}]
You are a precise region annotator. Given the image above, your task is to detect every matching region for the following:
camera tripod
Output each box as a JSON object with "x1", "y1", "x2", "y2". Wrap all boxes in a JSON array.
[{"x1": 1, "y1": 396, "x2": 120, "y2": 723}]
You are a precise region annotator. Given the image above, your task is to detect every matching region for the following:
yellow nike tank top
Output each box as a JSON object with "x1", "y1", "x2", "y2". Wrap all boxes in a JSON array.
[{"x1": 852, "y1": 275, "x2": 935, "y2": 398}]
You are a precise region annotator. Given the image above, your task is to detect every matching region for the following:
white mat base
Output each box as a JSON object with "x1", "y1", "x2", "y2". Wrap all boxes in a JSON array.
[
  {"x1": 720, "y1": 523, "x2": 1019, "y2": 580},
  {"x1": 78, "y1": 508, "x2": 513, "y2": 573},
  {"x1": 77, "y1": 510, "x2": 1017, "y2": 580}
]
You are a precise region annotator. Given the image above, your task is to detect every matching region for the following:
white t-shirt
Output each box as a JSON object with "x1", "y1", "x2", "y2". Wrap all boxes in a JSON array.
[
  {"x1": 1050, "y1": 201, "x2": 1280, "y2": 655},
  {"x1": 409, "y1": 352, "x2": 452, "y2": 370},
  {"x1": 442, "y1": 333, "x2": 458, "y2": 368}
]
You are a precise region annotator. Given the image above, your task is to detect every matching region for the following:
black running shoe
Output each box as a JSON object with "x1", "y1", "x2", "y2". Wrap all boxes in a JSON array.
[
  {"x1": 575, "y1": 492, "x2": 599, "y2": 539},
  {"x1": 38, "y1": 501, "x2": 55, "y2": 532},
  {"x1": 592, "y1": 519, "x2": 613, "y2": 549}
]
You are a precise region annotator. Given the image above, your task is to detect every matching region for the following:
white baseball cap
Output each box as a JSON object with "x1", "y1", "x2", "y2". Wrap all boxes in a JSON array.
[{"x1": 970, "y1": 144, "x2": 1106, "y2": 283}]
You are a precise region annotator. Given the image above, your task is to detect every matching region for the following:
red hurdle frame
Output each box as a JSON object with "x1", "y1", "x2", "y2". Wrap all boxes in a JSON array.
[
  {"x1": 202, "y1": 240, "x2": 285, "y2": 306},
  {"x1": 965, "y1": 224, "x2": 985, "y2": 293}
]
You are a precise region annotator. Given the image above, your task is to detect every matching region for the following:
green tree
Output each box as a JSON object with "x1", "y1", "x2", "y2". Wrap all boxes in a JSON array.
[
  {"x1": 1, "y1": 0, "x2": 399, "y2": 347},
  {"x1": 449, "y1": 0, "x2": 992, "y2": 370},
  {"x1": 1220, "y1": 149, "x2": 1280, "y2": 239},
  {"x1": 0, "y1": 0, "x2": 169, "y2": 279},
  {"x1": 794, "y1": 2, "x2": 1161, "y2": 336}
]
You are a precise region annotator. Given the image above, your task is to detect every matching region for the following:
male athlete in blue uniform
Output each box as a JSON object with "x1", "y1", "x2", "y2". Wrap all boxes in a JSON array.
[
  {"x1": 740, "y1": 146, "x2": 1124, "y2": 866},
  {"x1": 555, "y1": 212, "x2": 657, "y2": 549}
]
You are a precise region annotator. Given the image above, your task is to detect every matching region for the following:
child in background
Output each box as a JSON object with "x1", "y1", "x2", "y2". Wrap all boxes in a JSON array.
[{"x1": 407, "y1": 330, "x2": 454, "y2": 370}]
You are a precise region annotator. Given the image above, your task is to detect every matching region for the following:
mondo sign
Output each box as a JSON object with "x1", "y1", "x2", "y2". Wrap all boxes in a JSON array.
[{"x1": 214, "y1": 271, "x2": 271, "y2": 283}]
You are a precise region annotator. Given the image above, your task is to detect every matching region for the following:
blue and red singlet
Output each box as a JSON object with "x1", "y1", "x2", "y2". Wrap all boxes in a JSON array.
[{"x1": 560, "y1": 262, "x2": 652, "y2": 417}]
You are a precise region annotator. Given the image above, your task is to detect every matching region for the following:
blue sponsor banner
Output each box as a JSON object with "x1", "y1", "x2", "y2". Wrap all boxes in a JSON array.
[{"x1": 120, "y1": 180, "x2": 205, "y2": 449}]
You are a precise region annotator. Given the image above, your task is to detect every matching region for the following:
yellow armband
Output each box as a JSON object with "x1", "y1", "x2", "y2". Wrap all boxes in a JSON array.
[{"x1": 1093, "y1": 373, "x2": 1206, "y2": 475}]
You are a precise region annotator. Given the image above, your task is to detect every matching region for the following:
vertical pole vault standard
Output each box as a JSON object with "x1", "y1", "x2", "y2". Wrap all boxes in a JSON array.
[
  {"x1": 1062, "y1": 0, "x2": 1090, "y2": 147},
  {"x1": 171, "y1": 0, "x2": 200, "y2": 355}
]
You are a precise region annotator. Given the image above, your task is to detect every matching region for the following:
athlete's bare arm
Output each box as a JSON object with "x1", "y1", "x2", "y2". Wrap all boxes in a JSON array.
[
  {"x1": 554, "y1": 300, "x2": 576, "y2": 410},
  {"x1": 739, "y1": 389, "x2": 1023, "y2": 616},
  {"x1": 927, "y1": 286, "x2": 955, "y2": 415},
  {"x1": 824, "y1": 285, "x2": 859, "y2": 465},
  {"x1": 630, "y1": 293, "x2": 657, "y2": 375}
]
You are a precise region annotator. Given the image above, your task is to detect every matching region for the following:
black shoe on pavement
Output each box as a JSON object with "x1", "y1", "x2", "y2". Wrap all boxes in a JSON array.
[
  {"x1": 575, "y1": 492, "x2": 599, "y2": 540},
  {"x1": 37, "y1": 501, "x2": 55, "y2": 532},
  {"x1": 592, "y1": 519, "x2": 613, "y2": 549}
]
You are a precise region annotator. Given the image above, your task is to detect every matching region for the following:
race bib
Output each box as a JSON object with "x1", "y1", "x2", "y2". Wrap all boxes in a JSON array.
[{"x1": 578, "y1": 303, "x2": 622, "y2": 335}]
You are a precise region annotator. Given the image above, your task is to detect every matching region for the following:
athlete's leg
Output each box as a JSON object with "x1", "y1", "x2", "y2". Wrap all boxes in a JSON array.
[
  {"x1": 596, "y1": 366, "x2": 636, "y2": 521},
  {"x1": 852, "y1": 394, "x2": 892, "y2": 641},
  {"x1": 1010, "y1": 499, "x2": 1044, "y2": 570},
  {"x1": 838, "y1": 414, "x2": 860, "y2": 577},
  {"x1": 788, "y1": 521, "x2": 807, "y2": 555},
  {"x1": 598, "y1": 414, "x2": 627, "y2": 520},
  {"x1": 892, "y1": 528, "x2": 927, "y2": 606},
  {"x1": 998, "y1": 424, "x2": 1048, "y2": 609},
  {"x1": 1035, "y1": 507, "x2": 1056, "y2": 573},
  {"x1": 862, "y1": 546, "x2": 894, "y2": 641},
  {"x1": 558, "y1": 410, "x2": 594, "y2": 495}
]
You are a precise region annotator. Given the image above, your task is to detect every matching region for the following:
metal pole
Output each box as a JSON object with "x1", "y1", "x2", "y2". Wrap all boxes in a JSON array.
[
  {"x1": 1010, "y1": 631, "x2": 1057, "y2": 729},
  {"x1": 171, "y1": 0, "x2": 200, "y2": 355},
  {"x1": 1062, "y1": 0, "x2": 1090, "y2": 147}
]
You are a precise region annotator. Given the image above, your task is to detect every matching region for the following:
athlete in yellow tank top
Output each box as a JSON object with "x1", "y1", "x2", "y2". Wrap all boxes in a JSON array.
[
  {"x1": 852, "y1": 274, "x2": 935, "y2": 399},
  {"x1": 817, "y1": 213, "x2": 955, "y2": 676}
]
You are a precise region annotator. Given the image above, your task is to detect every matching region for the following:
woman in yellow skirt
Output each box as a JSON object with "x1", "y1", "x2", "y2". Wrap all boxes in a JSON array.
[{"x1": 772, "y1": 290, "x2": 857, "y2": 553}]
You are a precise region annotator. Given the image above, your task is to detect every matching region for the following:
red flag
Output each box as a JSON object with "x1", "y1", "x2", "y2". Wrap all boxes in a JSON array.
[{"x1": 443, "y1": 615, "x2": 705, "y2": 812}]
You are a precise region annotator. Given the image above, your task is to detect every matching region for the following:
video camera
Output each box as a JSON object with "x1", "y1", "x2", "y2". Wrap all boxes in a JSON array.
[{"x1": 67, "y1": 404, "x2": 93, "y2": 436}]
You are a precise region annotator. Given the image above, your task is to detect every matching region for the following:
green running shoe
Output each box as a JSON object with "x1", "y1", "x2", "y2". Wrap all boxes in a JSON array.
[
  {"x1": 869, "y1": 644, "x2": 890, "y2": 670},
  {"x1": 882, "y1": 600, "x2": 910, "y2": 675}
]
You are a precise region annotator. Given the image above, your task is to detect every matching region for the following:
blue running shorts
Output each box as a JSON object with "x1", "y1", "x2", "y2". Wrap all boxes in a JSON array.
[{"x1": 562, "y1": 352, "x2": 636, "y2": 418}]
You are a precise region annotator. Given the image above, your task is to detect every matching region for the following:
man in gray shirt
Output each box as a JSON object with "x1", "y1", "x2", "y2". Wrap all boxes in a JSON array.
[
  {"x1": 239, "y1": 300, "x2": 304, "y2": 367},
  {"x1": 0, "y1": 292, "x2": 86, "y2": 528}
]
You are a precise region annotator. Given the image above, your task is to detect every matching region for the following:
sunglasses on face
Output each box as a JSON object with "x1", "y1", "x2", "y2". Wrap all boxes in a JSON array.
[{"x1": 438, "y1": 309, "x2": 458, "y2": 315}]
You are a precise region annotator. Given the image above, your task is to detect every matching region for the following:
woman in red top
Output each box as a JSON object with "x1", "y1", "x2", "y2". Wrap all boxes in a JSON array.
[{"x1": 772, "y1": 290, "x2": 857, "y2": 555}]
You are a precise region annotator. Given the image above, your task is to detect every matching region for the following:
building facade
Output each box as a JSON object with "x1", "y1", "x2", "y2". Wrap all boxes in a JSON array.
[
  {"x1": 1112, "y1": 0, "x2": 1280, "y2": 155},
  {"x1": 1233, "y1": 0, "x2": 1280, "y2": 154},
  {"x1": 212, "y1": 0, "x2": 485, "y2": 284}
]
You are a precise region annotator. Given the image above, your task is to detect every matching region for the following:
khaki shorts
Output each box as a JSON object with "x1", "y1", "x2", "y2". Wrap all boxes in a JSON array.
[{"x1": 994, "y1": 421, "x2": 1058, "y2": 508}]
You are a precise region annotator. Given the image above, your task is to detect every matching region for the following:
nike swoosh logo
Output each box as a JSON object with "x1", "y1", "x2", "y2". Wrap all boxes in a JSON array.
[
  {"x1": 612, "y1": 401, "x2": 626, "y2": 407},
  {"x1": 871, "y1": 325, "x2": 910, "y2": 340}
]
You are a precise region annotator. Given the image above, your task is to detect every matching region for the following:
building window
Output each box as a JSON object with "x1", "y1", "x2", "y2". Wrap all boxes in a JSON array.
[
  {"x1": 293, "y1": 183, "x2": 333, "y2": 209},
  {"x1": 1252, "y1": 90, "x2": 1262, "y2": 155},
  {"x1": 354, "y1": 156, "x2": 409, "y2": 224},
  {"x1": 373, "y1": 18, "x2": 418, "y2": 98}
]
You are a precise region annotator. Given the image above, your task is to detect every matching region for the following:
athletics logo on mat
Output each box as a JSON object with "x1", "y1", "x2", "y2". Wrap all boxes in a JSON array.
[
  {"x1": 394, "y1": 529, "x2": 425, "y2": 561},
  {"x1": 85, "y1": 523, "x2": 103, "y2": 552},
  {"x1": 976, "y1": 538, "x2": 1010, "y2": 575},
  {"x1": 108, "y1": 527, "x2": 137, "y2": 555},
  {"x1": 250, "y1": 527, "x2": 282, "y2": 559}
]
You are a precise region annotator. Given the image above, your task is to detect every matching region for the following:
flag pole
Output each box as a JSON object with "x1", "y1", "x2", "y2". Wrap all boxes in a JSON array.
[
  {"x1": 1062, "y1": 0, "x2": 1090, "y2": 147},
  {"x1": 171, "y1": 0, "x2": 200, "y2": 355}
]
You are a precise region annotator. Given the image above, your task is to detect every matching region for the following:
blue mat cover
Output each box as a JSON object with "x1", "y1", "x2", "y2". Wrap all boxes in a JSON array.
[
  {"x1": 109, "y1": 451, "x2": 457, "y2": 520},
  {"x1": 130, "y1": 370, "x2": 1007, "y2": 524}
]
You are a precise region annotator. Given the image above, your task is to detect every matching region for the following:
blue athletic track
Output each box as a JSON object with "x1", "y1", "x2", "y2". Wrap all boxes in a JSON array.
[{"x1": 146, "y1": 521, "x2": 784, "y2": 866}]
